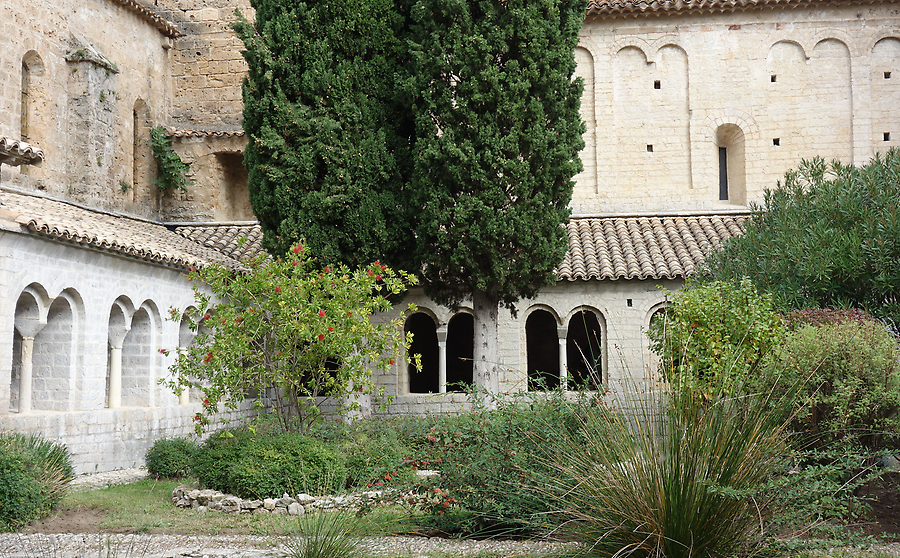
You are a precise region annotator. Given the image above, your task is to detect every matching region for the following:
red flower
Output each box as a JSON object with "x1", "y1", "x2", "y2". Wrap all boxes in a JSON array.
[
  {"x1": 375, "y1": 274, "x2": 382, "y2": 281},
  {"x1": 221, "y1": 318, "x2": 226, "y2": 324},
  {"x1": 347, "y1": 311, "x2": 353, "y2": 317},
  {"x1": 189, "y1": 266, "x2": 195, "y2": 272},
  {"x1": 275, "y1": 286, "x2": 282, "y2": 293},
  {"x1": 323, "y1": 266, "x2": 331, "y2": 273},
  {"x1": 374, "y1": 260, "x2": 381, "y2": 266},
  {"x1": 203, "y1": 314, "x2": 210, "y2": 321},
  {"x1": 367, "y1": 269, "x2": 374, "y2": 277},
  {"x1": 236, "y1": 317, "x2": 243, "y2": 323},
  {"x1": 389, "y1": 359, "x2": 395, "y2": 365},
  {"x1": 381, "y1": 264, "x2": 386, "y2": 271},
  {"x1": 328, "y1": 327, "x2": 334, "y2": 331},
  {"x1": 203, "y1": 399, "x2": 210, "y2": 406},
  {"x1": 318, "y1": 310, "x2": 326, "y2": 317},
  {"x1": 204, "y1": 352, "x2": 213, "y2": 363},
  {"x1": 318, "y1": 334, "x2": 325, "y2": 341},
  {"x1": 293, "y1": 245, "x2": 302, "y2": 254},
  {"x1": 292, "y1": 260, "x2": 298, "y2": 266}
]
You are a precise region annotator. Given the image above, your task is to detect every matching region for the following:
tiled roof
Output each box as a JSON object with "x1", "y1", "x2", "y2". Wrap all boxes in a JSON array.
[
  {"x1": 0, "y1": 191, "x2": 240, "y2": 270},
  {"x1": 170, "y1": 130, "x2": 246, "y2": 139},
  {"x1": 0, "y1": 137, "x2": 44, "y2": 167},
  {"x1": 174, "y1": 223, "x2": 264, "y2": 263},
  {"x1": 585, "y1": 0, "x2": 884, "y2": 18},
  {"x1": 173, "y1": 215, "x2": 747, "y2": 282},
  {"x1": 109, "y1": 0, "x2": 180, "y2": 37},
  {"x1": 558, "y1": 214, "x2": 747, "y2": 281}
]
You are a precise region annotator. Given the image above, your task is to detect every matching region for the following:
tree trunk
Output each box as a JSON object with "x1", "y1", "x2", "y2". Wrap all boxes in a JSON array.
[{"x1": 472, "y1": 289, "x2": 500, "y2": 395}]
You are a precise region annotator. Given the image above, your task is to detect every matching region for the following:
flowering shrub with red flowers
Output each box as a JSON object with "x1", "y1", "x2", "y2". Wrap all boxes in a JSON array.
[{"x1": 162, "y1": 243, "x2": 416, "y2": 434}]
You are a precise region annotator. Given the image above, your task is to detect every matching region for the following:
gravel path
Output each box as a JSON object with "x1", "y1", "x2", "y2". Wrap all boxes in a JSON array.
[{"x1": 5, "y1": 469, "x2": 571, "y2": 558}]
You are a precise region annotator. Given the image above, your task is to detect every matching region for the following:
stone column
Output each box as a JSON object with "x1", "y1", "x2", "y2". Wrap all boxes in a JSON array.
[
  {"x1": 18, "y1": 337, "x2": 34, "y2": 414},
  {"x1": 436, "y1": 326, "x2": 448, "y2": 394},
  {"x1": 14, "y1": 317, "x2": 47, "y2": 414},
  {"x1": 557, "y1": 326, "x2": 568, "y2": 390},
  {"x1": 107, "y1": 323, "x2": 130, "y2": 409}
]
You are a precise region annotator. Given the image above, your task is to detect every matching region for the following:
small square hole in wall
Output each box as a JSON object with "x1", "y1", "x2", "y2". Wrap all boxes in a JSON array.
[
  {"x1": 627, "y1": 299, "x2": 633, "y2": 307},
  {"x1": 885, "y1": 132, "x2": 891, "y2": 141},
  {"x1": 773, "y1": 138, "x2": 780, "y2": 146},
  {"x1": 654, "y1": 80, "x2": 661, "y2": 89},
  {"x1": 886, "y1": 71, "x2": 892, "y2": 79},
  {"x1": 771, "y1": 74, "x2": 777, "y2": 82},
  {"x1": 646, "y1": 144, "x2": 653, "y2": 152}
]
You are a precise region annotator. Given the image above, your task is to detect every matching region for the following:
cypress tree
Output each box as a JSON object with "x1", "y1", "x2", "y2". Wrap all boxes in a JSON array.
[
  {"x1": 407, "y1": 0, "x2": 585, "y2": 390},
  {"x1": 234, "y1": 0, "x2": 415, "y2": 269}
]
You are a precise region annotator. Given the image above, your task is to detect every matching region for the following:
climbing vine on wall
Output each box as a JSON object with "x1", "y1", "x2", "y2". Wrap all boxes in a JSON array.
[{"x1": 149, "y1": 126, "x2": 191, "y2": 192}]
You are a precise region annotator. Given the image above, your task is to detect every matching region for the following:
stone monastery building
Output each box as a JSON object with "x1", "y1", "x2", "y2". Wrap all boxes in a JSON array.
[{"x1": 1, "y1": 0, "x2": 898, "y2": 472}]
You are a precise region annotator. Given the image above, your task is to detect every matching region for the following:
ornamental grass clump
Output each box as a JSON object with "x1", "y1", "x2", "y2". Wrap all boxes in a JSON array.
[
  {"x1": 282, "y1": 511, "x2": 362, "y2": 558},
  {"x1": 550, "y1": 383, "x2": 792, "y2": 558}
]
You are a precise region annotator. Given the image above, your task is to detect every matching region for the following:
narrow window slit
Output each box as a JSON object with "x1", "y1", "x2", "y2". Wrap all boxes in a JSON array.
[
  {"x1": 773, "y1": 138, "x2": 780, "y2": 146},
  {"x1": 653, "y1": 80, "x2": 661, "y2": 89},
  {"x1": 646, "y1": 144, "x2": 653, "y2": 152}
]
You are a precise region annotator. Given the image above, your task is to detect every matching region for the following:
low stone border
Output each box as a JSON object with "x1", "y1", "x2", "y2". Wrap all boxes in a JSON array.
[{"x1": 171, "y1": 484, "x2": 384, "y2": 515}]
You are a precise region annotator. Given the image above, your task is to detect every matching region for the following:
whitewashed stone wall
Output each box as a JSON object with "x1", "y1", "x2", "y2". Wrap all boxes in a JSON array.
[
  {"x1": 375, "y1": 279, "x2": 679, "y2": 416},
  {"x1": 0, "y1": 230, "x2": 248, "y2": 474},
  {"x1": 571, "y1": 4, "x2": 900, "y2": 215}
]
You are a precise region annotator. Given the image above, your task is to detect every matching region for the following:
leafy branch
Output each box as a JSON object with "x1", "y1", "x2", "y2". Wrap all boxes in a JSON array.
[{"x1": 149, "y1": 126, "x2": 191, "y2": 192}]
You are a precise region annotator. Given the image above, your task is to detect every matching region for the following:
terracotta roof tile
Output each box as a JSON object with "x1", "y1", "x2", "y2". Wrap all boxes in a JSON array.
[
  {"x1": 0, "y1": 191, "x2": 239, "y2": 270},
  {"x1": 558, "y1": 214, "x2": 748, "y2": 281},
  {"x1": 109, "y1": 0, "x2": 180, "y2": 37},
  {"x1": 0, "y1": 137, "x2": 44, "y2": 167},
  {"x1": 170, "y1": 130, "x2": 246, "y2": 139},
  {"x1": 174, "y1": 224, "x2": 264, "y2": 262},
  {"x1": 585, "y1": 0, "x2": 884, "y2": 18}
]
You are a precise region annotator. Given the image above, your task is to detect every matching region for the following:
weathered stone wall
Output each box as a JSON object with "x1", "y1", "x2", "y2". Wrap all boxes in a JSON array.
[
  {"x1": 570, "y1": 4, "x2": 900, "y2": 215},
  {"x1": 0, "y1": 0, "x2": 173, "y2": 218},
  {"x1": 162, "y1": 132, "x2": 253, "y2": 222},
  {"x1": 154, "y1": 0, "x2": 254, "y2": 130}
]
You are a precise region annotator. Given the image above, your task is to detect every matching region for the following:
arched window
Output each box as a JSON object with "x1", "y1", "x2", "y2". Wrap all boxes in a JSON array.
[
  {"x1": 446, "y1": 313, "x2": 473, "y2": 392},
  {"x1": 406, "y1": 313, "x2": 439, "y2": 393},
  {"x1": 21, "y1": 51, "x2": 44, "y2": 142},
  {"x1": 566, "y1": 310, "x2": 602, "y2": 389},
  {"x1": 526, "y1": 310, "x2": 559, "y2": 390}
]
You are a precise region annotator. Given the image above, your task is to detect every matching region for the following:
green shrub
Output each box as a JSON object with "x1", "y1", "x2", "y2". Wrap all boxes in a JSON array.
[
  {"x1": 0, "y1": 432, "x2": 74, "y2": 513},
  {"x1": 228, "y1": 432, "x2": 346, "y2": 499},
  {"x1": 193, "y1": 427, "x2": 258, "y2": 492},
  {"x1": 758, "y1": 317, "x2": 900, "y2": 449},
  {"x1": 648, "y1": 278, "x2": 784, "y2": 397},
  {"x1": 194, "y1": 427, "x2": 346, "y2": 498},
  {"x1": 145, "y1": 437, "x2": 199, "y2": 478},
  {"x1": 0, "y1": 447, "x2": 49, "y2": 531},
  {"x1": 550, "y1": 385, "x2": 792, "y2": 558},
  {"x1": 410, "y1": 391, "x2": 604, "y2": 536}
]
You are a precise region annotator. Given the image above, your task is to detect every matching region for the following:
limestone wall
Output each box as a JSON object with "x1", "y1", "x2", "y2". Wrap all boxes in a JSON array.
[
  {"x1": 571, "y1": 4, "x2": 900, "y2": 215},
  {"x1": 0, "y1": 230, "x2": 249, "y2": 473},
  {"x1": 374, "y1": 279, "x2": 678, "y2": 416},
  {"x1": 0, "y1": 0, "x2": 174, "y2": 218},
  {"x1": 154, "y1": 0, "x2": 254, "y2": 130}
]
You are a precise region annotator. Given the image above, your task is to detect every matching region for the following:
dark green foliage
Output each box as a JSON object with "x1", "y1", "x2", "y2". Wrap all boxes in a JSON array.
[
  {"x1": 757, "y1": 317, "x2": 900, "y2": 450},
  {"x1": 233, "y1": 0, "x2": 415, "y2": 269},
  {"x1": 0, "y1": 433, "x2": 74, "y2": 531},
  {"x1": 228, "y1": 433, "x2": 346, "y2": 498},
  {"x1": 646, "y1": 279, "x2": 784, "y2": 395},
  {"x1": 703, "y1": 149, "x2": 900, "y2": 323},
  {"x1": 0, "y1": 447, "x2": 48, "y2": 531},
  {"x1": 149, "y1": 127, "x2": 191, "y2": 192},
  {"x1": 193, "y1": 428, "x2": 345, "y2": 499},
  {"x1": 407, "y1": 0, "x2": 585, "y2": 311},
  {"x1": 192, "y1": 428, "x2": 258, "y2": 493},
  {"x1": 410, "y1": 392, "x2": 601, "y2": 536},
  {"x1": 145, "y1": 438, "x2": 199, "y2": 478}
]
